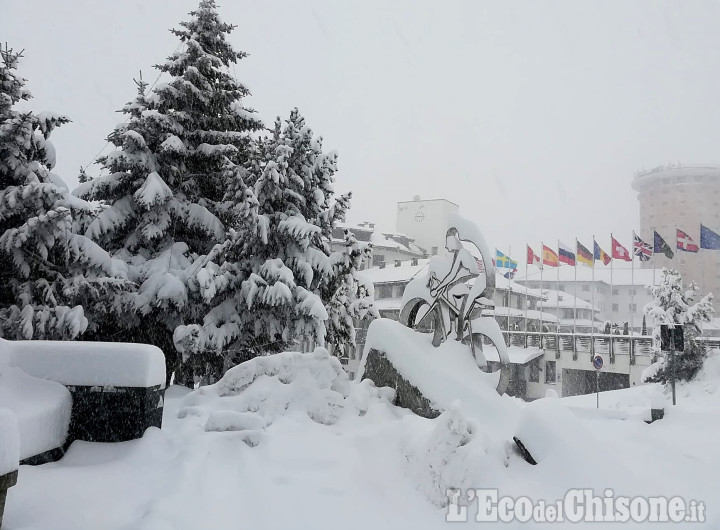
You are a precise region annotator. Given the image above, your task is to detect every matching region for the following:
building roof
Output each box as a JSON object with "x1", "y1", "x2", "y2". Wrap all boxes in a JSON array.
[
  {"x1": 538, "y1": 289, "x2": 597, "y2": 311},
  {"x1": 334, "y1": 222, "x2": 426, "y2": 256},
  {"x1": 632, "y1": 164, "x2": 720, "y2": 192}
]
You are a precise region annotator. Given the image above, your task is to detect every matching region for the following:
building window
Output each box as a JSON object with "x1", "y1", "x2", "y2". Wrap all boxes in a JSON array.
[
  {"x1": 372, "y1": 254, "x2": 385, "y2": 266},
  {"x1": 558, "y1": 284, "x2": 565, "y2": 291},
  {"x1": 612, "y1": 288, "x2": 619, "y2": 295},
  {"x1": 612, "y1": 303, "x2": 619, "y2": 312},
  {"x1": 545, "y1": 360, "x2": 556, "y2": 383},
  {"x1": 529, "y1": 359, "x2": 540, "y2": 383},
  {"x1": 629, "y1": 288, "x2": 636, "y2": 295},
  {"x1": 629, "y1": 303, "x2": 637, "y2": 311},
  {"x1": 376, "y1": 285, "x2": 393, "y2": 299},
  {"x1": 431, "y1": 246, "x2": 438, "y2": 255},
  {"x1": 582, "y1": 285, "x2": 590, "y2": 292}
]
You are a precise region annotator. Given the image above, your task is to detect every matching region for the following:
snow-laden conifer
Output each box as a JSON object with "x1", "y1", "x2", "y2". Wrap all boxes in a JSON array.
[
  {"x1": 75, "y1": 1, "x2": 262, "y2": 379},
  {"x1": 643, "y1": 268, "x2": 714, "y2": 383},
  {"x1": 0, "y1": 45, "x2": 129, "y2": 339}
]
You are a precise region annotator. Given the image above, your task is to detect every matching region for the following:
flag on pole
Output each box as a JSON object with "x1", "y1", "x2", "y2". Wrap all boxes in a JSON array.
[
  {"x1": 700, "y1": 224, "x2": 720, "y2": 250},
  {"x1": 677, "y1": 228, "x2": 699, "y2": 253},
  {"x1": 576, "y1": 240, "x2": 593, "y2": 267},
  {"x1": 593, "y1": 240, "x2": 611, "y2": 265},
  {"x1": 558, "y1": 240, "x2": 576, "y2": 266},
  {"x1": 542, "y1": 245, "x2": 559, "y2": 267},
  {"x1": 654, "y1": 230, "x2": 674, "y2": 258},
  {"x1": 633, "y1": 232, "x2": 652, "y2": 262},
  {"x1": 475, "y1": 256, "x2": 485, "y2": 272},
  {"x1": 527, "y1": 245, "x2": 542, "y2": 268},
  {"x1": 611, "y1": 236, "x2": 631, "y2": 261},
  {"x1": 503, "y1": 270, "x2": 516, "y2": 279},
  {"x1": 495, "y1": 250, "x2": 518, "y2": 269}
]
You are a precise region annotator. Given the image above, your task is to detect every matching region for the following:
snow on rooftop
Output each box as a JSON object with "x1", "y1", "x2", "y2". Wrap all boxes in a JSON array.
[{"x1": 538, "y1": 289, "x2": 597, "y2": 310}]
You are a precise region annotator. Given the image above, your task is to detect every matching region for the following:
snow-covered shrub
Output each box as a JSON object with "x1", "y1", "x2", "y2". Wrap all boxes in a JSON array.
[
  {"x1": 643, "y1": 268, "x2": 714, "y2": 383},
  {"x1": 178, "y1": 348, "x2": 394, "y2": 435}
]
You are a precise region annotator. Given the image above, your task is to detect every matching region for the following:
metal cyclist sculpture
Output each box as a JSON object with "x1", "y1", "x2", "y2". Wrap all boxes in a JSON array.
[{"x1": 399, "y1": 213, "x2": 511, "y2": 394}]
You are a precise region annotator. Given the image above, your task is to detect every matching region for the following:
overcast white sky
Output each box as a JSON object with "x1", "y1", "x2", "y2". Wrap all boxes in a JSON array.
[{"x1": 5, "y1": 0, "x2": 720, "y2": 261}]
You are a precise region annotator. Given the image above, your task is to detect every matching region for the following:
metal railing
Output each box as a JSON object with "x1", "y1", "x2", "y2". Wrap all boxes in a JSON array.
[{"x1": 498, "y1": 331, "x2": 720, "y2": 366}]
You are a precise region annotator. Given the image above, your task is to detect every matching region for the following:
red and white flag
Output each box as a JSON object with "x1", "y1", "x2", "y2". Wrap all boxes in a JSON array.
[
  {"x1": 527, "y1": 245, "x2": 541, "y2": 268},
  {"x1": 677, "y1": 228, "x2": 699, "y2": 253},
  {"x1": 611, "y1": 236, "x2": 631, "y2": 261}
]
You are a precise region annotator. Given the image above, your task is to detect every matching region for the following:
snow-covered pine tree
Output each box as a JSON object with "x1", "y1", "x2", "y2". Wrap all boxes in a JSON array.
[
  {"x1": 74, "y1": 1, "x2": 263, "y2": 382},
  {"x1": 176, "y1": 109, "x2": 376, "y2": 379},
  {"x1": 0, "y1": 45, "x2": 130, "y2": 340},
  {"x1": 643, "y1": 268, "x2": 714, "y2": 383},
  {"x1": 322, "y1": 228, "x2": 378, "y2": 357}
]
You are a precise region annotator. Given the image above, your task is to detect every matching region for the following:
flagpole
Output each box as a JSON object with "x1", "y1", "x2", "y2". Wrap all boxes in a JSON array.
[
  {"x1": 631, "y1": 231, "x2": 635, "y2": 336},
  {"x1": 556, "y1": 240, "x2": 560, "y2": 333},
  {"x1": 508, "y1": 245, "x2": 512, "y2": 337},
  {"x1": 610, "y1": 233, "x2": 614, "y2": 331},
  {"x1": 592, "y1": 236, "x2": 596, "y2": 337},
  {"x1": 540, "y1": 241, "x2": 544, "y2": 333},
  {"x1": 574, "y1": 239, "x2": 578, "y2": 336},
  {"x1": 525, "y1": 245, "x2": 529, "y2": 333}
]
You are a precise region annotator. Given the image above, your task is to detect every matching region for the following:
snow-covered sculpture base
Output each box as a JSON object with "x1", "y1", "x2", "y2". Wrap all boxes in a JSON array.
[{"x1": 358, "y1": 319, "x2": 515, "y2": 421}]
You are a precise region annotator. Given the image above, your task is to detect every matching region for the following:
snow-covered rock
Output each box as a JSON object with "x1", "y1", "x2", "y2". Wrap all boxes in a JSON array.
[
  {"x1": 0, "y1": 368, "x2": 71, "y2": 461},
  {"x1": 358, "y1": 319, "x2": 521, "y2": 431},
  {"x1": 0, "y1": 339, "x2": 165, "y2": 388}
]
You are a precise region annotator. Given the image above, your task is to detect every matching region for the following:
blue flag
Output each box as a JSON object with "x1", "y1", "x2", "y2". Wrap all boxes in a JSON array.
[
  {"x1": 654, "y1": 230, "x2": 674, "y2": 259},
  {"x1": 700, "y1": 224, "x2": 720, "y2": 250}
]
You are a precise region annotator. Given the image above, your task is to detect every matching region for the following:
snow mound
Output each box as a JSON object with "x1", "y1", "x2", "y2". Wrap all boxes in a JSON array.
[
  {"x1": 0, "y1": 408, "x2": 19, "y2": 476},
  {"x1": 0, "y1": 367, "x2": 71, "y2": 460},
  {"x1": 179, "y1": 348, "x2": 393, "y2": 436},
  {"x1": 401, "y1": 401, "x2": 510, "y2": 507}
]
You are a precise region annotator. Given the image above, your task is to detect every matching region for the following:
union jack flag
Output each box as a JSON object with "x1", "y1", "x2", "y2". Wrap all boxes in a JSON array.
[{"x1": 633, "y1": 232, "x2": 652, "y2": 262}]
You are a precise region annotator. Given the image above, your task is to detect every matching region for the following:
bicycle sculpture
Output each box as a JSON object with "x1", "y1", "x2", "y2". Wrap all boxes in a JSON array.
[{"x1": 399, "y1": 213, "x2": 511, "y2": 395}]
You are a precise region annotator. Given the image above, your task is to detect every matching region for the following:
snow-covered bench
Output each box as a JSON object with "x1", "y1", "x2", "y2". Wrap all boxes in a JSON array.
[{"x1": 0, "y1": 339, "x2": 166, "y2": 448}]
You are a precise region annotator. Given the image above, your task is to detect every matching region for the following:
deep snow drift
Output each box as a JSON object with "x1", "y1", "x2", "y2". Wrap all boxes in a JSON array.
[{"x1": 4, "y1": 347, "x2": 720, "y2": 529}]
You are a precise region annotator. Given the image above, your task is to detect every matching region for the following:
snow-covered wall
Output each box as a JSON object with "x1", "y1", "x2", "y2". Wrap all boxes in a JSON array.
[
  {"x1": 0, "y1": 408, "x2": 19, "y2": 476},
  {"x1": 0, "y1": 340, "x2": 166, "y2": 388}
]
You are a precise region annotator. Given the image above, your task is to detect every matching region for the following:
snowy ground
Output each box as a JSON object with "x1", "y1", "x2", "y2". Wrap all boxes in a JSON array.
[{"x1": 5, "y1": 349, "x2": 720, "y2": 529}]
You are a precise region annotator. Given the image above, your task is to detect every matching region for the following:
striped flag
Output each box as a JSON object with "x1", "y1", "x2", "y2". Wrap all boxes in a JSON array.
[
  {"x1": 594, "y1": 240, "x2": 611, "y2": 265},
  {"x1": 558, "y1": 240, "x2": 576, "y2": 266},
  {"x1": 700, "y1": 224, "x2": 720, "y2": 250},
  {"x1": 677, "y1": 228, "x2": 699, "y2": 253},
  {"x1": 542, "y1": 244, "x2": 559, "y2": 267},
  {"x1": 576, "y1": 240, "x2": 593, "y2": 267},
  {"x1": 611, "y1": 236, "x2": 631, "y2": 262},
  {"x1": 633, "y1": 232, "x2": 652, "y2": 262}
]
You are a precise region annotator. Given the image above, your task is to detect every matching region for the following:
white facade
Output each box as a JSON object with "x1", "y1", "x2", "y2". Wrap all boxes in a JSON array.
[
  {"x1": 516, "y1": 266, "x2": 660, "y2": 334},
  {"x1": 396, "y1": 197, "x2": 459, "y2": 256}
]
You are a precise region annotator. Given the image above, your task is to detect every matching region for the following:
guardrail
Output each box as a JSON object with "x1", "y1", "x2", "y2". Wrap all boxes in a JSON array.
[{"x1": 498, "y1": 331, "x2": 720, "y2": 366}]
